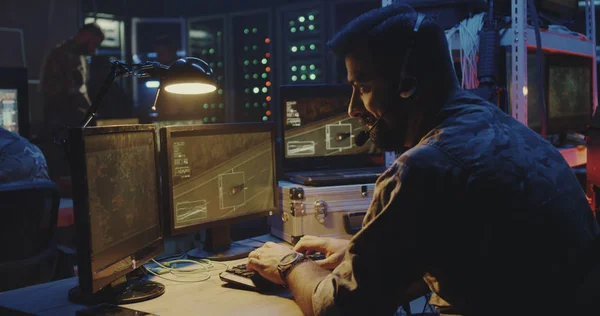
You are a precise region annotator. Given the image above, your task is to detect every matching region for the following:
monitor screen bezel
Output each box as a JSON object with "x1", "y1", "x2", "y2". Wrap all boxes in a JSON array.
[
  {"x1": 68, "y1": 124, "x2": 164, "y2": 294},
  {"x1": 545, "y1": 53, "x2": 594, "y2": 135},
  {"x1": 160, "y1": 122, "x2": 279, "y2": 236},
  {"x1": 0, "y1": 67, "x2": 29, "y2": 139},
  {"x1": 278, "y1": 83, "x2": 385, "y2": 174}
]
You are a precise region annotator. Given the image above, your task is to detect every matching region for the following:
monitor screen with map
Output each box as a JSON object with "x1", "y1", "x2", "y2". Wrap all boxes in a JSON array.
[
  {"x1": 67, "y1": 125, "x2": 165, "y2": 304},
  {"x1": 546, "y1": 54, "x2": 593, "y2": 134},
  {"x1": 280, "y1": 84, "x2": 384, "y2": 172},
  {"x1": 160, "y1": 122, "x2": 277, "y2": 260}
]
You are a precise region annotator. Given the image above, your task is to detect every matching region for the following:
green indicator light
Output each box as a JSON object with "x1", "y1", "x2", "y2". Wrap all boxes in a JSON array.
[
  {"x1": 253, "y1": 87, "x2": 260, "y2": 94},
  {"x1": 298, "y1": 16, "x2": 305, "y2": 22},
  {"x1": 291, "y1": 66, "x2": 297, "y2": 71},
  {"x1": 299, "y1": 26, "x2": 305, "y2": 32},
  {"x1": 254, "y1": 102, "x2": 259, "y2": 108},
  {"x1": 262, "y1": 102, "x2": 268, "y2": 107},
  {"x1": 261, "y1": 73, "x2": 267, "y2": 79},
  {"x1": 244, "y1": 60, "x2": 250, "y2": 65},
  {"x1": 203, "y1": 103, "x2": 209, "y2": 109},
  {"x1": 203, "y1": 117, "x2": 209, "y2": 122},
  {"x1": 218, "y1": 89, "x2": 223, "y2": 95},
  {"x1": 245, "y1": 103, "x2": 251, "y2": 108},
  {"x1": 209, "y1": 48, "x2": 215, "y2": 54},
  {"x1": 211, "y1": 117, "x2": 217, "y2": 122},
  {"x1": 291, "y1": 27, "x2": 296, "y2": 33},
  {"x1": 300, "y1": 65, "x2": 307, "y2": 71},
  {"x1": 301, "y1": 75, "x2": 307, "y2": 80},
  {"x1": 300, "y1": 45, "x2": 306, "y2": 51},
  {"x1": 291, "y1": 46, "x2": 297, "y2": 52},
  {"x1": 291, "y1": 75, "x2": 297, "y2": 81},
  {"x1": 262, "y1": 87, "x2": 268, "y2": 93},
  {"x1": 245, "y1": 74, "x2": 250, "y2": 79},
  {"x1": 310, "y1": 44, "x2": 316, "y2": 50},
  {"x1": 262, "y1": 116, "x2": 268, "y2": 121},
  {"x1": 261, "y1": 58, "x2": 268, "y2": 64},
  {"x1": 310, "y1": 74, "x2": 316, "y2": 80},
  {"x1": 289, "y1": 20, "x2": 295, "y2": 26},
  {"x1": 244, "y1": 28, "x2": 249, "y2": 34},
  {"x1": 210, "y1": 103, "x2": 216, "y2": 108},
  {"x1": 219, "y1": 103, "x2": 224, "y2": 108},
  {"x1": 253, "y1": 59, "x2": 258, "y2": 65},
  {"x1": 308, "y1": 15, "x2": 315, "y2": 21},
  {"x1": 244, "y1": 88, "x2": 250, "y2": 94},
  {"x1": 310, "y1": 64, "x2": 315, "y2": 70},
  {"x1": 217, "y1": 31, "x2": 222, "y2": 36},
  {"x1": 253, "y1": 74, "x2": 259, "y2": 79},
  {"x1": 308, "y1": 24, "x2": 315, "y2": 31},
  {"x1": 202, "y1": 49, "x2": 207, "y2": 55},
  {"x1": 252, "y1": 28, "x2": 258, "y2": 33}
]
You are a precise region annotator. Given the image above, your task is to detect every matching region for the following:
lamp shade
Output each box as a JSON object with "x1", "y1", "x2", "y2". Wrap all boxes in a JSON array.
[{"x1": 162, "y1": 57, "x2": 217, "y2": 95}]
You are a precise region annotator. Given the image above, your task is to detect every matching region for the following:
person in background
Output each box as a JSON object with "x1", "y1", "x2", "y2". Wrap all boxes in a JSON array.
[
  {"x1": 245, "y1": 3, "x2": 600, "y2": 315},
  {"x1": 39, "y1": 23, "x2": 104, "y2": 179},
  {"x1": 0, "y1": 127, "x2": 49, "y2": 184}
]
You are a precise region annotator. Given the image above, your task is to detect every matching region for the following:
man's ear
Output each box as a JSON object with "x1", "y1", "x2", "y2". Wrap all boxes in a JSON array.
[{"x1": 399, "y1": 76, "x2": 418, "y2": 99}]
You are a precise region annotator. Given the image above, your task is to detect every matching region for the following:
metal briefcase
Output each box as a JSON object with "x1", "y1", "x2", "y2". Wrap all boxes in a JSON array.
[{"x1": 269, "y1": 181, "x2": 374, "y2": 244}]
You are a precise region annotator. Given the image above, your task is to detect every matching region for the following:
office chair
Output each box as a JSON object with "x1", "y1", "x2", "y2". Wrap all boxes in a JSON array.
[{"x1": 0, "y1": 179, "x2": 64, "y2": 291}]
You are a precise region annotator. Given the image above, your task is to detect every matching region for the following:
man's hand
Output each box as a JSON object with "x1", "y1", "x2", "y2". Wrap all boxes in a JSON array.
[
  {"x1": 294, "y1": 236, "x2": 350, "y2": 270},
  {"x1": 246, "y1": 242, "x2": 296, "y2": 285}
]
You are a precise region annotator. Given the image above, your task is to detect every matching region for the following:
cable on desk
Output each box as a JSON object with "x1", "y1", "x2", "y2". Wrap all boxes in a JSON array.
[{"x1": 143, "y1": 258, "x2": 229, "y2": 283}]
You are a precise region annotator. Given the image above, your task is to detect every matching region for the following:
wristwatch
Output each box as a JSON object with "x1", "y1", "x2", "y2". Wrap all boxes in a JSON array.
[{"x1": 277, "y1": 252, "x2": 308, "y2": 285}]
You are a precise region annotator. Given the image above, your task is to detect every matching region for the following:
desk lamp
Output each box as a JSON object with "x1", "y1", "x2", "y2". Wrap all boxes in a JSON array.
[{"x1": 79, "y1": 57, "x2": 217, "y2": 129}]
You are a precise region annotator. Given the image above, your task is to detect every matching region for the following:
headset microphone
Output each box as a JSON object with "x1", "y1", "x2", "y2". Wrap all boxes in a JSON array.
[{"x1": 354, "y1": 113, "x2": 385, "y2": 147}]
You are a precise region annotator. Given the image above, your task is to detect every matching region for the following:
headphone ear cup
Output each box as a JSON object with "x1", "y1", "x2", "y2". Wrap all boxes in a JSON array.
[{"x1": 398, "y1": 77, "x2": 417, "y2": 99}]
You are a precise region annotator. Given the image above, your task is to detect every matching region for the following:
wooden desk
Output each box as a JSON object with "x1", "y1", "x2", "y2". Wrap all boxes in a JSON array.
[{"x1": 0, "y1": 258, "x2": 303, "y2": 316}]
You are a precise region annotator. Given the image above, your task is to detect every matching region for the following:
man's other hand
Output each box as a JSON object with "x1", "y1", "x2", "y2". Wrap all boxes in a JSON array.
[
  {"x1": 247, "y1": 242, "x2": 296, "y2": 285},
  {"x1": 294, "y1": 236, "x2": 349, "y2": 270}
]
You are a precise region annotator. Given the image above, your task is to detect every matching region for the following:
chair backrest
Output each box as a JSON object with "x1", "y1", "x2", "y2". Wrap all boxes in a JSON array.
[{"x1": 0, "y1": 180, "x2": 60, "y2": 262}]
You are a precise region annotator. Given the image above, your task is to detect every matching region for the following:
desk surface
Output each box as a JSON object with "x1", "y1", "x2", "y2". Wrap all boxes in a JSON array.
[{"x1": 0, "y1": 257, "x2": 303, "y2": 316}]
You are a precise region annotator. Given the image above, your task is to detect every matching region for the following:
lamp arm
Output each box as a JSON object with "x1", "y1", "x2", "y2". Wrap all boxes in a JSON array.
[
  {"x1": 79, "y1": 61, "x2": 124, "y2": 128},
  {"x1": 79, "y1": 61, "x2": 169, "y2": 128}
]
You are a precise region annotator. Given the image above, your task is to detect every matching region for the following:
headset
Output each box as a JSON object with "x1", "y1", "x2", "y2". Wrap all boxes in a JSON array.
[
  {"x1": 354, "y1": 12, "x2": 426, "y2": 147},
  {"x1": 399, "y1": 12, "x2": 426, "y2": 99}
]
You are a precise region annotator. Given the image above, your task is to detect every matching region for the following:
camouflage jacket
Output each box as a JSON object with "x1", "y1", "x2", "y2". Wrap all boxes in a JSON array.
[
  {"x1": 0, "y1": 128, "x2": 49, "y2": 183},
  {"x1": 312, "y1": 90, "x2": 600, "y2": 315},
  {"x1": 40, "y1": 39, "x2": 91, "y2": 130}
]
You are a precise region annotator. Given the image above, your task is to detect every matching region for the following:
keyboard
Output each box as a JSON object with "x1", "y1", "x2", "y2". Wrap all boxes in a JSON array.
[{"x1": 219, "y1": 253, "x2": 326, "y2": 292}]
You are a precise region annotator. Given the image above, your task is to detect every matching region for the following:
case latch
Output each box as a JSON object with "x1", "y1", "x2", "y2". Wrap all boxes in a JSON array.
[
  {"x1": 290, "y1": 202, "x2": 305, "y2": 217},
  {"x1": 361, "y1": 185, "x2": 368, "y2": 198},
  {"x1": 289, "y1": 187, "x2": 305, "y2": 200},
  {"x1": 314, "y1": 200, "x2": 328, "y2": 224}
]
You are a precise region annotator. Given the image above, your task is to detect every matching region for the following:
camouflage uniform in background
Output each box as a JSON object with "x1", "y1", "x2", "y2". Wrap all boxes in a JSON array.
[
  {"x1": 40, "y1": 39, "x2": 92, "y2": 179},
  {"x1": 0, "y1": 128, "x2": 49, "y2": 184},
  {"x1": 41, "y1": 39, "x2": 92, "y2": 132}
]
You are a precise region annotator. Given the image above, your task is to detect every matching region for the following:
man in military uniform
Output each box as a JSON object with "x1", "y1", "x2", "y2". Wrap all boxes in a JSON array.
[{"x1": 39, "y1": 23, "x2": 104, "y2": 179}]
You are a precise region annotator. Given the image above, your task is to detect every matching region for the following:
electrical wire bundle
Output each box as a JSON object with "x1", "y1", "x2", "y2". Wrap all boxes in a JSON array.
[{"x1": 445, "y1": 13, "x2": 486, "y2": 90}]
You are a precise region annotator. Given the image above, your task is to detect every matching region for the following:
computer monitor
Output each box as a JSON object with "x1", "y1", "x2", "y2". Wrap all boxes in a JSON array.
[
  {"x1": 279, "y1": 84, "x2": 384, "y2": 173},
  {"x1": 505, "y1": 51, "x2": 545, "y2": 133},
  {"x1": 0, "y1": 67, "x2": 29, "y2": 138},
  {"x1": 160, "y1": 123, "x2": 277, "y2": 261},
  {"x1": 67, "y1": 125, "x2": 165, "y2": 305},
  {"x1": 546, "y1": 54, "x2": 593, "y2": 134}
]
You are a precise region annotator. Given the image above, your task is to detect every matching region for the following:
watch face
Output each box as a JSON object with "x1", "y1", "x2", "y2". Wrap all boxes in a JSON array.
[{"x1": 280, "y1": 252, "x2": 299, "y2": 266}]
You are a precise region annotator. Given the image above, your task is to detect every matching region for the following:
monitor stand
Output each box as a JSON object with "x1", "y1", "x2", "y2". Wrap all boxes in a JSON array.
[
  {"x1": 68, "y1": 268, "x2": 165, "y2": 305},
  {"x1": 187, "y1": 225, "x2": 254, "y2": 261}
]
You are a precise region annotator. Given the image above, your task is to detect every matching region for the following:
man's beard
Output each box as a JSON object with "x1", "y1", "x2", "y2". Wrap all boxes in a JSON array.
[{"x1": 370, "y1": 118, "x2": 407, "y2": 151}]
